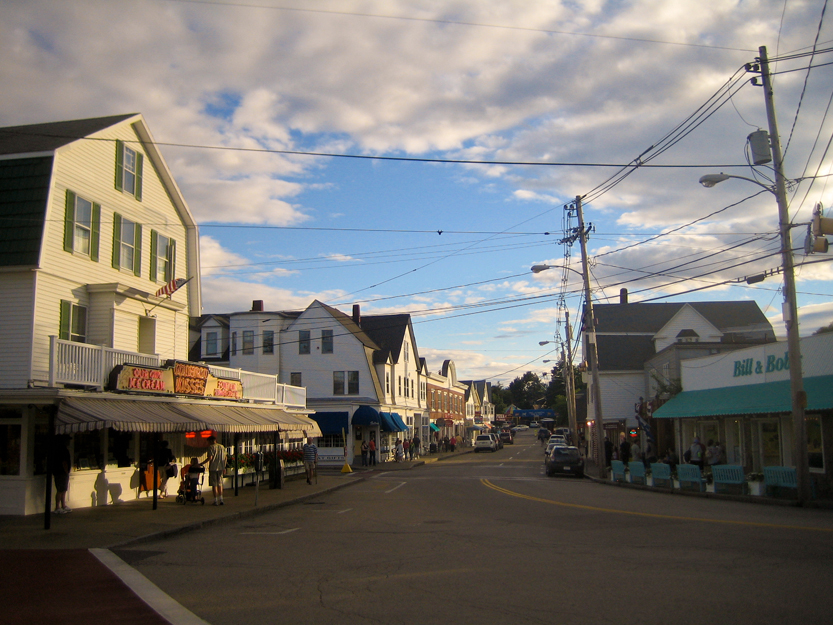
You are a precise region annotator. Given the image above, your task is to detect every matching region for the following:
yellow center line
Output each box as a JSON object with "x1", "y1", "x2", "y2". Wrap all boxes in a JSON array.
[{"x1": 480, "y1": 479, "x2": 833, "y2": 532}]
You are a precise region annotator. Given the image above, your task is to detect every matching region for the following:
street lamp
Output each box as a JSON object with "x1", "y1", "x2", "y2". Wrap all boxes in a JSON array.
[{"x1": 700, "y1": 163, "x2": 810, "y2": 500}]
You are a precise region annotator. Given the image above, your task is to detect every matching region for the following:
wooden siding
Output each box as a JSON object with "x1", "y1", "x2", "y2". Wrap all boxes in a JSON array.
[
  {"x1": 599, "y1": 372, "x2": 646, "y2": 420},
  {"x1": 653, "y1": 305, "x2": 722, "y2": 352},
  {"x1": 0, "y1": 271, "x2": 35, "y2": 388}
]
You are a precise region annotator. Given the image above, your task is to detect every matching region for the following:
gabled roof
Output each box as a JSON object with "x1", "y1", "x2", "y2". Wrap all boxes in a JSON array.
[
  {"x1": 360, "y1": 314, "x2": 412, "y2": 363},
  {"x1": 0, "y1": 114, "x2": 137, "y2": 156},
  {"x1": 315, "y1": 302, "x2": 379, "y2": 351},
  {"x1": 593, "y1": 301, "x2": 773, "y2": 335}
]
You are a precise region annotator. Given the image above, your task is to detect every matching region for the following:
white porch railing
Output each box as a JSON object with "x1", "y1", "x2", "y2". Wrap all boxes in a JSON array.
[{"x1": 48, "y1": 336, "x2": 306, "y2": 407}]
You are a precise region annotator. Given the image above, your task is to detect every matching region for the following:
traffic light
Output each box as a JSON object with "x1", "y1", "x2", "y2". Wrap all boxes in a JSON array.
[{"x1": 806, "y1": 203, "x2": 831, "y2": 254}]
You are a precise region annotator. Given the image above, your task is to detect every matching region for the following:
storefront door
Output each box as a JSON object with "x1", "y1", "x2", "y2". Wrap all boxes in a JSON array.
[{"x1": 759, "y1": 420, "x2": 781, "y2": 467}]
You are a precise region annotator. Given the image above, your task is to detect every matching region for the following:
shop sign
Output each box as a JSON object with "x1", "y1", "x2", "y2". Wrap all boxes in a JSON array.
[
  {"x1": 733, "y1": 352, "x2": 790, "y2": 378},
  {"x1": 109, "y1": 361, "x2": 243, "y2": 400}
]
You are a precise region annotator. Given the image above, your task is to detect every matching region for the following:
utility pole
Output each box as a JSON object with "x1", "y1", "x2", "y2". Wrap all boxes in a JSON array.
[
  {"x1": 575, "y1": 196, "x2": 606, "y2": 479},
  {"x1": 758, "y1": 46, "x2": 811, "y2": 504},
  {"x1": 562, "y1": 311, "x2": 578, "y2": 447}
]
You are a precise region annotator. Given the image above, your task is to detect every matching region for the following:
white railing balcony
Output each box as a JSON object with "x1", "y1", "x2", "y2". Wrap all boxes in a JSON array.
[{"x1": 48, "y1": 337, "x2": 307, "y2": 408}]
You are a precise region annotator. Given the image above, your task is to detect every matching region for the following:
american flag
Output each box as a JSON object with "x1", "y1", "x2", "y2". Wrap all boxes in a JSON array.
[{"x1": 155, "y1": 278, "x2": 189, "y2": 298}]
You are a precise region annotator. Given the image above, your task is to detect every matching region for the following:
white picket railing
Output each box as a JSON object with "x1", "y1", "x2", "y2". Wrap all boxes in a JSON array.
[{"x1": 48, "y1": 336, "x2": 306, "y2": 407}]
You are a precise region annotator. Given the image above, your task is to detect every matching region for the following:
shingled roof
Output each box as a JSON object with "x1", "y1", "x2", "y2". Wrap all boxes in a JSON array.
[
  {"x1": 0, "y1": 114, "x2": 136, "y2": 156},
  {"x1": 593, "y1": 301, "x2": 772, "y2": 335}
]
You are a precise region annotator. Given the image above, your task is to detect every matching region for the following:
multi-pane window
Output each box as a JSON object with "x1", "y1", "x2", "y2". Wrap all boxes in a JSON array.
[
  {"x1": 386, "y1": 373, "x2": 390, "y2": 394},
  {"x1": 322, "y1": 329, "x2": 333, "y2": 354},
  {"x1": 398, "y1": 376, "x2": 402, "y2": 396},
  {"x1": 205, "y1": 331, "x2": 218, "y2": 356},
  {"x1": 242, "y1": 331, "x2": 254, "y2": 355},
  {"x1": 404, "y1": 378, "x2": 409, "y2": 398},
  {"x1": 411, "y1": 379, "x2": 415, "y2": 398},
  {"x1": 404, "y1": 341, "x2": 409, "y2": 362},
  {"x1": 290, "y1": 372, "x2": 302, "y2": 387},
  {"x1": 63, "y1": 191, "x2": 100, "y2": 260},
  {"x1": 263, "y1": 331, "x2": 274, "y2": 355},
  {"x1": 334, "y1": 371, "x2": 359, "y2": 395},
  {"x1": 59, "y1": 300, "x2": 87, "y2": 343},
  {"x1": 112, "y1": 213, "x2": 142, "y2": 276},
  {"x1": 150, "y1": 231, "x2": 175, "y2": 283},
  {"x1": 299, "y1": 330, "x2": 310, "y2": 354},
  {"x1": 115, "y1": 139, "x2": 143, "y2": 200}
]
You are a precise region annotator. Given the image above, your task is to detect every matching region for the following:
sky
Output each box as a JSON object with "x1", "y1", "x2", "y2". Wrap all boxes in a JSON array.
[{"x1": 2, "y1": 0, "x2": 833, "y2": 384}]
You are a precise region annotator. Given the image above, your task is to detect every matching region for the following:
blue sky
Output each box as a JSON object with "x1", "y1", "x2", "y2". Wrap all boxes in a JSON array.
[{"x1": 2, "y1": 0, "x2": 832, "y2": 383}]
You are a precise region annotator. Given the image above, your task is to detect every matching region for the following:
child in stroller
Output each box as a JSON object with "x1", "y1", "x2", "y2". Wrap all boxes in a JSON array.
[{"x1": 175, "y1": 457, "x2": 206, "y2": 505}]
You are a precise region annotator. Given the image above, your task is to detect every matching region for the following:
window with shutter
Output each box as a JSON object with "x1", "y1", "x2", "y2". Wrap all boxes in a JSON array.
[
  {"x1": 63, "y1": 190, "x2": 100, "y2": 260},
  {"x1": 115, "y1": 140, "x2": 144, "y2": 201}
]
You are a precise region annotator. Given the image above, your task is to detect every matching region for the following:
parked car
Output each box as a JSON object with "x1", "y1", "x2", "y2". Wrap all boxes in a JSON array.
[
  {"x1": 490, "y1": 433, "x2": 504, "y2": 449},
  {"x1": 544, "y1": 440, "x2": 566, "y2": 456},
  {"x1": 545, "y1": 445, "x2": 585, "y2": 477},
  {"x1": 511, "y1": 424, "x2": 529, "y2": 432},
  {"x1": 530, "y1": 422, "x2": 540, "y2": 428},
  {"x1": 474, "y1": 434, "x2": 497, "y2": 452},
  {"x1": 499, "y1": 431, "x2": 514, "y2": 444}
]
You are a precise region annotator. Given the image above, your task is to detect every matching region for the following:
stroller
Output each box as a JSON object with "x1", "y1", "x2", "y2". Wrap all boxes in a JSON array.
[{"x1": 175, "y1": 461, "x2": 205, "y2": 505}]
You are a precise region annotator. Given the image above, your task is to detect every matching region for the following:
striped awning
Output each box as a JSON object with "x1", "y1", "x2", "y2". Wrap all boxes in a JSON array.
[{"x1": 55, "y1": 397, "x2": 321, "y2": 436}]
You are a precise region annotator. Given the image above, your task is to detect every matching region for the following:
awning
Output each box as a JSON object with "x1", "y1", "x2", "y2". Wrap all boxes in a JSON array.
[
  {"x1": 379, "y1": 412, "x2": 401, "y2": 432},
  {"x1": 311, "y1": 411, "x2": 349, "y2": 436},
  {"x1": 390, "y1": 413, "x2": 408, "y2": 432},
  {"x1": 653, "y1": 375, "x2": 833, "y2": 419},
  {"x1": 430, "y1": 423, "x2": 440, "y2": 432},
  {"x1": 351, "y1": 405, "x2": 381, "y2": 427},
  {"x1": 55, "y1": 397, "x2": 322, "y2": 436}
]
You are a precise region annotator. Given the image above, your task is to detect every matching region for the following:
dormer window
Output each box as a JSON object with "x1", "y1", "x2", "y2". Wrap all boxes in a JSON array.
[{"x1": 676, "y1": 329, "x2": 700, "y2": 343}]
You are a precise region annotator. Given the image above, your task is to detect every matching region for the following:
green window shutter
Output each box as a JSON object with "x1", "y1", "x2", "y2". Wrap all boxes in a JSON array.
[
  {"x1": 133, "y1": 223, "x2": 142, "y2": 276},
  {"x1": 134, "y1": 152, "x2": 143, "y2": 201},
  {"x1": 112, "y1": 212, "x2": 122, "y2": 269},
  {"x1": 168, "y1": 238, "x2": 176, "y2": 282},
  {"x1": 59, "y1": 300, "x2": 71, "y2": 340},
  {"x1": 64, "y1": 190, "x2": 75, "y2": 252},
  {"x1": 90, "y1": 203, "x2": 101, "y2": 262},
  {"x1": 115, "y1": 140, "x2": 124, "y2": 191},
  {"x1": 149, "y1": 230, "x2": 158, "y2": 282}
]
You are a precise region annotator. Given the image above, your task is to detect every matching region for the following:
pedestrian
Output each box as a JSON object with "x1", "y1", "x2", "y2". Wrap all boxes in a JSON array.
[
  {"x1": 618, "y1": 433, "x2": 631, "y2": 464},
  {"x1": 368, "y1": 436, "x2": 377, "y2": 466},
  {"x1": 689, "y1": 436, "x2": 705, "y2": 469},
  {"x1": 449, "y1": 436, "x2": 457, "y2": 452},
  {"x1": 395, "y1": 439, "x2": 405, "y2": 462},
  {"x1": 52, "y1": 434, "x2": 72, "y2": 514},
  {"x1": 360, "y1": 439, "x2": 369, "y2": 466},
  {"x1": 408, "y1": 437, "x2": 415, "y2": 460},
  {"x1": 663, "y1": 448, "x2": 679, "y2": 470},
  {"x1": 154, "y1": 439, "x2": 176, "y2": 498},
  {"x1": 412, "y1": 435, "x2": 421, "y2": 459},
  {"x1": 630, "y1": 441, "x2": 642, "y2": 465},
  {"x1": 706, "y1": 439, "x2": 722, "y2": 472},
  {"x1": 604, "y1": 436, "x2": 613, "y2": 467},
  {"x1": 644, "y1": 441, "x2": 657, "y2": 467},
  {"x1": 403, "y1": 437, "x2": 410, "y2": 460},
  {"x1": 442, "y1": 435, "x2": 449, "y2": 452},
  {"x1": 200, "y1": 435, "x2": 226, "y2": 505},
  {"x1": 303, "y1": 438, "x2": 318, "y2": 484}
]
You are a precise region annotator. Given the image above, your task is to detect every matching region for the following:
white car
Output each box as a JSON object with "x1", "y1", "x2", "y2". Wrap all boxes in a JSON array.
[
  {"x1": 548, "y1": 435, "x2": 567, "y2": 445},
  {"x1": 511, "y1": 424, "x2": 529, "y2": 432},
  {"x1": 530, "y1": 422, "x2": 540, "y2": 428},
  {"x1": 474, "y1": 434, "x2": 497, "y2": 452},
  {"x1": 545, "y1": 440, "x2": 568, "y2": 455}
]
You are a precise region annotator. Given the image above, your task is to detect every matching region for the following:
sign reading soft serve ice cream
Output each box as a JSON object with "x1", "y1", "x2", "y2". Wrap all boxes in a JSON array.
[{"x1": 109, "y1": 360, "x2": 243, "y2": 399}]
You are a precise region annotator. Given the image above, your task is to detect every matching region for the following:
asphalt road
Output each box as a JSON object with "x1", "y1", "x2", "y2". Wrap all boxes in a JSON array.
[{"x1": 117, "y1": 432, "x2": 833, "y2": 625}]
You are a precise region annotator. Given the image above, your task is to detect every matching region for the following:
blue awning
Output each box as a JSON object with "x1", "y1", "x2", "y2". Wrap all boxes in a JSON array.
[
  {"x1": 653, "y1": 375, "x2": 833, "y2": 419},
  {"x1": 351, "y1": 405, "x2": 381, "y2": 427},
  {"x1": 310, "y1": 411, "x2": 349, "y2": 436},
  {"x1": 390, "y1": 413, "x2": 408, "y2": 432}
]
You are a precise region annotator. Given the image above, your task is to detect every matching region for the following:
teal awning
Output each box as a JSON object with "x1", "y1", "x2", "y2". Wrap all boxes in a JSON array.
[
  {"x1": 653, "y1": 375, "x2": 833, "y2": 419},
  {"x1": 390, "y1": 413, "x2": 408, "y2": 432},
  {"x1": 430, "y1": 423, "x2": 440, "y2": 432}
]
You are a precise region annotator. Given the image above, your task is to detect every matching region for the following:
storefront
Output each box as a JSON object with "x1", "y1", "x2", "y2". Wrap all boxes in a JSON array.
[{"x1": 653, "y1": 333, "x2": 833, "y2": 495}]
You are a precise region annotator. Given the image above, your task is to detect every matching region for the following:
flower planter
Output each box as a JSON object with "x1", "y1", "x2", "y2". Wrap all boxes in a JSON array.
[{"x1": 747, "y1": 481, "x2": 764, "y2": 496}]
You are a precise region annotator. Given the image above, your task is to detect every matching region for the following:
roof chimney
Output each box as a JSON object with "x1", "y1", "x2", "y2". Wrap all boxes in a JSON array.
[
  {"x1": 252, "y1": 300, "x2": 264, "y2": 312},
  {"x1": 352, "y1": 304, "x2": 361, "y2": 326},
  {"x1": 619, "y1": 288, "x2": 628, "y2": 305}
]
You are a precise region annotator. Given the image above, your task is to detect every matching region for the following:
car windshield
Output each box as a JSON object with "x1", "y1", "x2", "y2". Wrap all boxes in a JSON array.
[{"x1": 551, "y1": 448, "x2": 581, "y2": 460}]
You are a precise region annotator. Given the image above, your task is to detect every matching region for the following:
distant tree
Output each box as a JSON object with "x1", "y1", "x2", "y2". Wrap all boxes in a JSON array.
[
  {"x1": 813, "y1": 321, "x2": 833, "y2": 335},
  {"x1": 490, "y1": 382, "x2": 510, "y2": 414},
  {"x1": 508, "y1": 372, "x2": 547, "y2": 409}
]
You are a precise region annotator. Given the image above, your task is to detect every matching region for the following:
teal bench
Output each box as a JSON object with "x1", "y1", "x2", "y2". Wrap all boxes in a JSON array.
[
  {"x1": 711, "y1": 464, "x2": 747, "y2": 495},
  {"x1": 764, "y1": 466, "x2": 798, "y2": 498},
  {"x1": 650, "y1": 462, "x2": 673, "y2": 488},
  {"x1": 611, "y1": 460, "x2": 626, "y2": 483},
  {"x1": 628, "y1": 462, "x2": 646, "y2": 484},
  {"x1": 677, "y1": 464, "x2": 706, "y2": 492}
]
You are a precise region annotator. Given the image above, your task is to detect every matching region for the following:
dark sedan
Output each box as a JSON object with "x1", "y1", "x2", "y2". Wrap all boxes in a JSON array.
[
  {"x1": 545, "y1": 446, "x2": 584, "y2": 478},
  {"x1": 499, "y1": 431, "x2": 514, "y2": 445}
]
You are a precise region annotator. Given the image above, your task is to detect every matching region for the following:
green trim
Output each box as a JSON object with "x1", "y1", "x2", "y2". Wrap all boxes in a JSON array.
[
  {"x1": 112, "y1": 212, "x2": 122, "y2": 269},
  {"x1": 133, "y1": 222, "x2": 142, "y2": 276},
  {"x1": 149, "y1": 229, "x2": 158, "y2": 281},
  {"x1": 90, "y1": 203, "x2": 100, "y2": 262},
  {"x1": 115, "y1": 139, "x2": 124, "y2": 192},
  {"x1": 168, "y1": 238, "x2": 176, "y2": 282},
  {"x1": 63, "y1": 190, "x2": 75, "y2": 252},
  {"x1": 134, "y1": 152, "x2": 143, "y2": 201},
  {"x1": 59, "y1": 300, "x2": 71, "y2": 340}
]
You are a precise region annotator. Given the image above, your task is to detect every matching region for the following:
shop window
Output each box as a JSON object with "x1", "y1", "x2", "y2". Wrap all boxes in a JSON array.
[
  {"x1": 33, "y1": 422, "x2": 50, "y2": 475},
  {"x1": 0, "y1": 424, "x2": 21, "y2": 476},
  {"x1": 74, "y1": 430, "x2": 104, "y2": 470},
  {"x1": 807, "y1": 416, "x2": 824, "y2": 471},
  {"x1": 760, "y1": 421, "x2": 781, "y2": 467},
  {"x1": 320, "y1": 433, "x2": 345, "y2": 447},
  {"x1": 108, "y1": 429, "x2": 134, "y2": 468}
]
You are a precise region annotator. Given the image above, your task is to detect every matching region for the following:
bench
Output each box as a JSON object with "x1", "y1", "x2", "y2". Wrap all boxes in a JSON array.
[
  {"x1": 677, "y1": 463, "x2": 706, "y2": 492},
  {"x1": 711, "y1": 464, "x2": 747, "y2": 495},
  {"x1": 764, "y1": 466, "x2": 798, "y2": 498},
  {"x1": 650, "y1": 462, "x2": 673, "y2": 488},
  {"x1": 628, "y1": 461, "x2": 646, "y2": 484},
  {"x1": 611, "y1": 460, "x2": 626, "y2": 483}
]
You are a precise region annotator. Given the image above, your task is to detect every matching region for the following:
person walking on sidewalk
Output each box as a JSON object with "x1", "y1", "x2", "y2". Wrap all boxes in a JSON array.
[
  {"x1": 360, "y1": 439, "x2": 369, "y2": 466},
  {"x1": 368, "y1": 437, "x2": 377, "y2": 466},
  {"x1": 201, "y1": 436, "x2": 226, "y2": 506},
  {"x1": 412, "y1": 435, "x2": 420, "y2": 460},
  {"x1": 303, "y1": 439, "x2": 318, "y2": 484}
]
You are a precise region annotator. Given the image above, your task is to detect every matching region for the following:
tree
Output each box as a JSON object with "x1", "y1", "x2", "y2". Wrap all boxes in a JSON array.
[
  {"x1": 507, "y1": 372, "x2": 547, "y2": 409},
  {"x1": 813, "y1": 321, "x2": 833, "y2": 335},
  {"x1": 490, "y1": 382, "x2": 510, "y2": 414}
]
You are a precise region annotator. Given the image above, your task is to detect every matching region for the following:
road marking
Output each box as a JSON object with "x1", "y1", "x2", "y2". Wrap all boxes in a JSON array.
[
  {"x1": 240, "y1": 528, "x2": 300, "y2": 535},
  {"x1": 337, "y1": 508, "x2": 353, "y2": 514},
  {"x1": 480, "y1": 479, "x2": 833, "y2": 532},
  {"x1": 385, "y1": 481, "x2": 407, "y2": 494}
]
